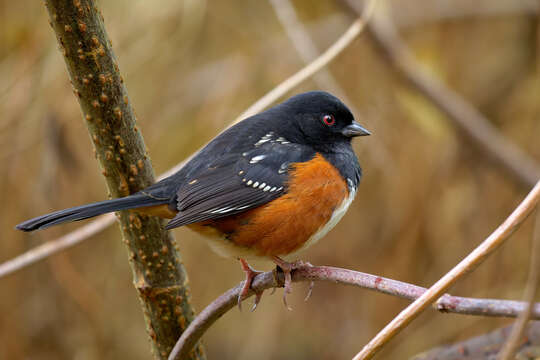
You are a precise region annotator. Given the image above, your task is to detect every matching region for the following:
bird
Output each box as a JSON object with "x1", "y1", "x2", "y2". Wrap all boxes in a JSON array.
[{"x1": 16, "y1": 91, "x2": 370, "y2": 309}]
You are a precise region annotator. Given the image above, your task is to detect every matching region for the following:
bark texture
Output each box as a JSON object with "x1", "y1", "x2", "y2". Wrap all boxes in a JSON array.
[{"x1": 43, "y1": 1, "x2": 205, "y2": 358}]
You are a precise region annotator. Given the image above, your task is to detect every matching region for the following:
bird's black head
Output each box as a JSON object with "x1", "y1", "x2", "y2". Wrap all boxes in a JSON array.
[{"x1": 274, "y1": 91, "x2": 370, "y2": 151}]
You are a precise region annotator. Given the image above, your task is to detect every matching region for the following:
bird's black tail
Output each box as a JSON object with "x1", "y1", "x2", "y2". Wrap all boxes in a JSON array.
[{"x1": 16, "y1": 193, "x2": 169, "y2": 232}]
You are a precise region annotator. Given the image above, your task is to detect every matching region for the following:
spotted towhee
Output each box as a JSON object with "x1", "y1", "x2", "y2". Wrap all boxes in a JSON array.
[{"x1": 16, "y1": 91, "x2": 370, "y2": 308}]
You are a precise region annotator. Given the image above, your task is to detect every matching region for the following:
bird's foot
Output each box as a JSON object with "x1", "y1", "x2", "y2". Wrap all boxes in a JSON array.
[
  {"x1": 238, "y1": 258, "x2": 264, "y2": 312},
  {"x1": 271, "y1": 257, "x2": 315, "y2": 310}
]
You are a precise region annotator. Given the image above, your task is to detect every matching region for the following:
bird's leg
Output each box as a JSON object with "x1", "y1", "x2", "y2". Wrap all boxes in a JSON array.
[
  {"x1": 238, "y1": 258, "x2": 264, "y2": 311},
  {"x1": 271, "y1": 256, "x2": 314, "y2": 310},
  {"x1": 301, "y1": 261, "x2": 315, "y2": 302}
]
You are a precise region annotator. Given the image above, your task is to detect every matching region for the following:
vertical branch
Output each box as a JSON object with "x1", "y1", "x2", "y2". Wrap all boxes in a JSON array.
[{"x1": 43, "y1": 1, "x2": 205, "y2": 359}]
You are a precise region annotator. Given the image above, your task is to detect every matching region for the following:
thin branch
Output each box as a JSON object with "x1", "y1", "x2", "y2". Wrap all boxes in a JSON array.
[
  {"x1": 2, "y1": 2, "x2": 375, "y2": 281},
  {"x1": 497, "y1": 210, "x2": 540, "y2": 360},
  {"x1": 1, "y1": 214, "x2": 114, "y2": 278},
  {"x1": 42, "y1": 1, "x2": 203, "y2": 358},
  {"x1": 411, "y1": 321, "x2": 540, "y2": 360},
  {"x1": 342, "y1": 0, "x2": 540, "y2": 190},
  {"x1": 351, "y1": 177, "x2": 540, "y2": 360},
  {"x1": 168, "y1": 265, "x2": 540, "y2": 360}
]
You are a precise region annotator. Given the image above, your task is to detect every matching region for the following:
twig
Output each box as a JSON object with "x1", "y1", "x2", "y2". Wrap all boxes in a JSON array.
[
  {"x1": 342, "y1": 0, "x2": 540, "y2": 190},
  {"x1": 168, "y1": 265, "x2": 540, "y2": 360},
  {"x1": 497, "y1": 210, "x2": 540, "y2": 360},
  {"x1": 1, "y1": 214, "x2": 114, "y2": 278},
  {"x1": 351, "y1": 180, "x2": 540, "y2": 360},
  {"x1": 43, "y1": 1, "x2": 203, "y2": 358},
  {"x1": 411, "y1": 321, "x2": 540, "y2": 360},
  {"x1": 2, "y1": 2, "x2": 374, "y2": 281}
]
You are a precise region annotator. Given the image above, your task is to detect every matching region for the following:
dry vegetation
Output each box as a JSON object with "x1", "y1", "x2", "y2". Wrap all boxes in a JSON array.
[{"x1": 1, "y1": 0, "x2": 539, "y2": 359}]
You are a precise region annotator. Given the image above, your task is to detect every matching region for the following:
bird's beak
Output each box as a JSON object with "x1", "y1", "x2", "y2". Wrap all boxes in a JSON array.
[{"x1": 342, "y1": 121, "x2": 371, "y2": 137}]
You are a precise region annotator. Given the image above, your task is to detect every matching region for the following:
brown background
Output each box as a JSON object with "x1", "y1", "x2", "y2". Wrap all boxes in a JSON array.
[{"x1": 1, "y1": 0, "x2": 539, "y2": 359}]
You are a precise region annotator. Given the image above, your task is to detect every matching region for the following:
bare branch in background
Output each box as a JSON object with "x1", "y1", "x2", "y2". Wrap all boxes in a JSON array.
[
  {"x1": 411, "y1": 321, "x2": 540, "y2": 360},
  {"x1": 342, "y1": 0, "x2": 540, "y2": 190},
  {"x1": 168, "y1": 264, "x2": 540, "y2": 360},
  {"x1": 497, "y1": 210, "x2": 540, "y2": 360},
  {"x1": 351, "y1": 177, "x2": 539, "y2": 360},
  {"x1": 1, "y1": 215, "x2": 114, "y2": 278},
  {"x1": 1, "y1": 1, "x2": 375, "y2": 281}
]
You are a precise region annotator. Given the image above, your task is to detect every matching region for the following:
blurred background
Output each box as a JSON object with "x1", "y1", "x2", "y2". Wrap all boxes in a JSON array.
[{"x1": 1, "y1": 0, "x2": 540, "y2": 359}]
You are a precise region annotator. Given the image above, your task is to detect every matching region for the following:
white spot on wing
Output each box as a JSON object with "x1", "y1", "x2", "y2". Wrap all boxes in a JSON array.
[
  {"x1": 256, "y1": 139, "x2": 269, "y2": 145},
  {"x1": 254, "y1": 138, "x2": 271, "y2": 146},
  {"x1": 247, "y1": 180, "x2": 253, "y2": 186},
  {"x1": 253, "y1": 181, "x2": 259, "y2": 187},
  {"x1": 278, "y1": 162, "x2": 288, "y2": 174},
  {"x1": 258, "y1": 182, "x2": 266, "y2": 189},
  {"x1": 263, "y1": 185, "x2": 271, "y2": 191},
  {"x1": 249, "y1": 155, "x2": 266, "y2": 164},
  {"x1": 210, "y1": 207, "x2": 236, "y2": 214}
]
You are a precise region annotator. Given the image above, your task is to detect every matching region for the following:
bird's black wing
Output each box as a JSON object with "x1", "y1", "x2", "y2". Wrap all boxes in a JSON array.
[{"x1": 165, "y1": 137, "x2": 314, "y2": 229}]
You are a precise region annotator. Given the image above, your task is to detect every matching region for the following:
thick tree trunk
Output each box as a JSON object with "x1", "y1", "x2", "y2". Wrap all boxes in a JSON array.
[{"x1": 43, "y1": 1, "x2": 205, "y2": 359}]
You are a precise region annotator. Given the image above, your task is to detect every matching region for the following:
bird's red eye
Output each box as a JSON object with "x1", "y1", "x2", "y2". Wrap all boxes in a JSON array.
[{"x1": 322, "y1": 114, "x2": 335, "y2": 126}]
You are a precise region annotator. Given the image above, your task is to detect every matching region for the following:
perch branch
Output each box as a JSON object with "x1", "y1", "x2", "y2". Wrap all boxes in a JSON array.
[
  {"x1": 351, "y1": 177, "x2": 539, "y2": 360},
  {"x1": 2, "y1": 1, "x2": 374, "y2": 280},
  {"x1": 168, "y1": 265, "x2": 540, "y2": 360},
  {"x1": 42, "y1": 1, "x2": 203, "y2": 358}
]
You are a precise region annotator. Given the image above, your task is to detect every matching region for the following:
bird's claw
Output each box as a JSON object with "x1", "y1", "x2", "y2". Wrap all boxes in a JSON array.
[
  {"x1": 237, "y1": 258, "x2": 263, "y2": 312},
  {"x1": 272, "y1": 257, "x2": 315, "y2": 310}
]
